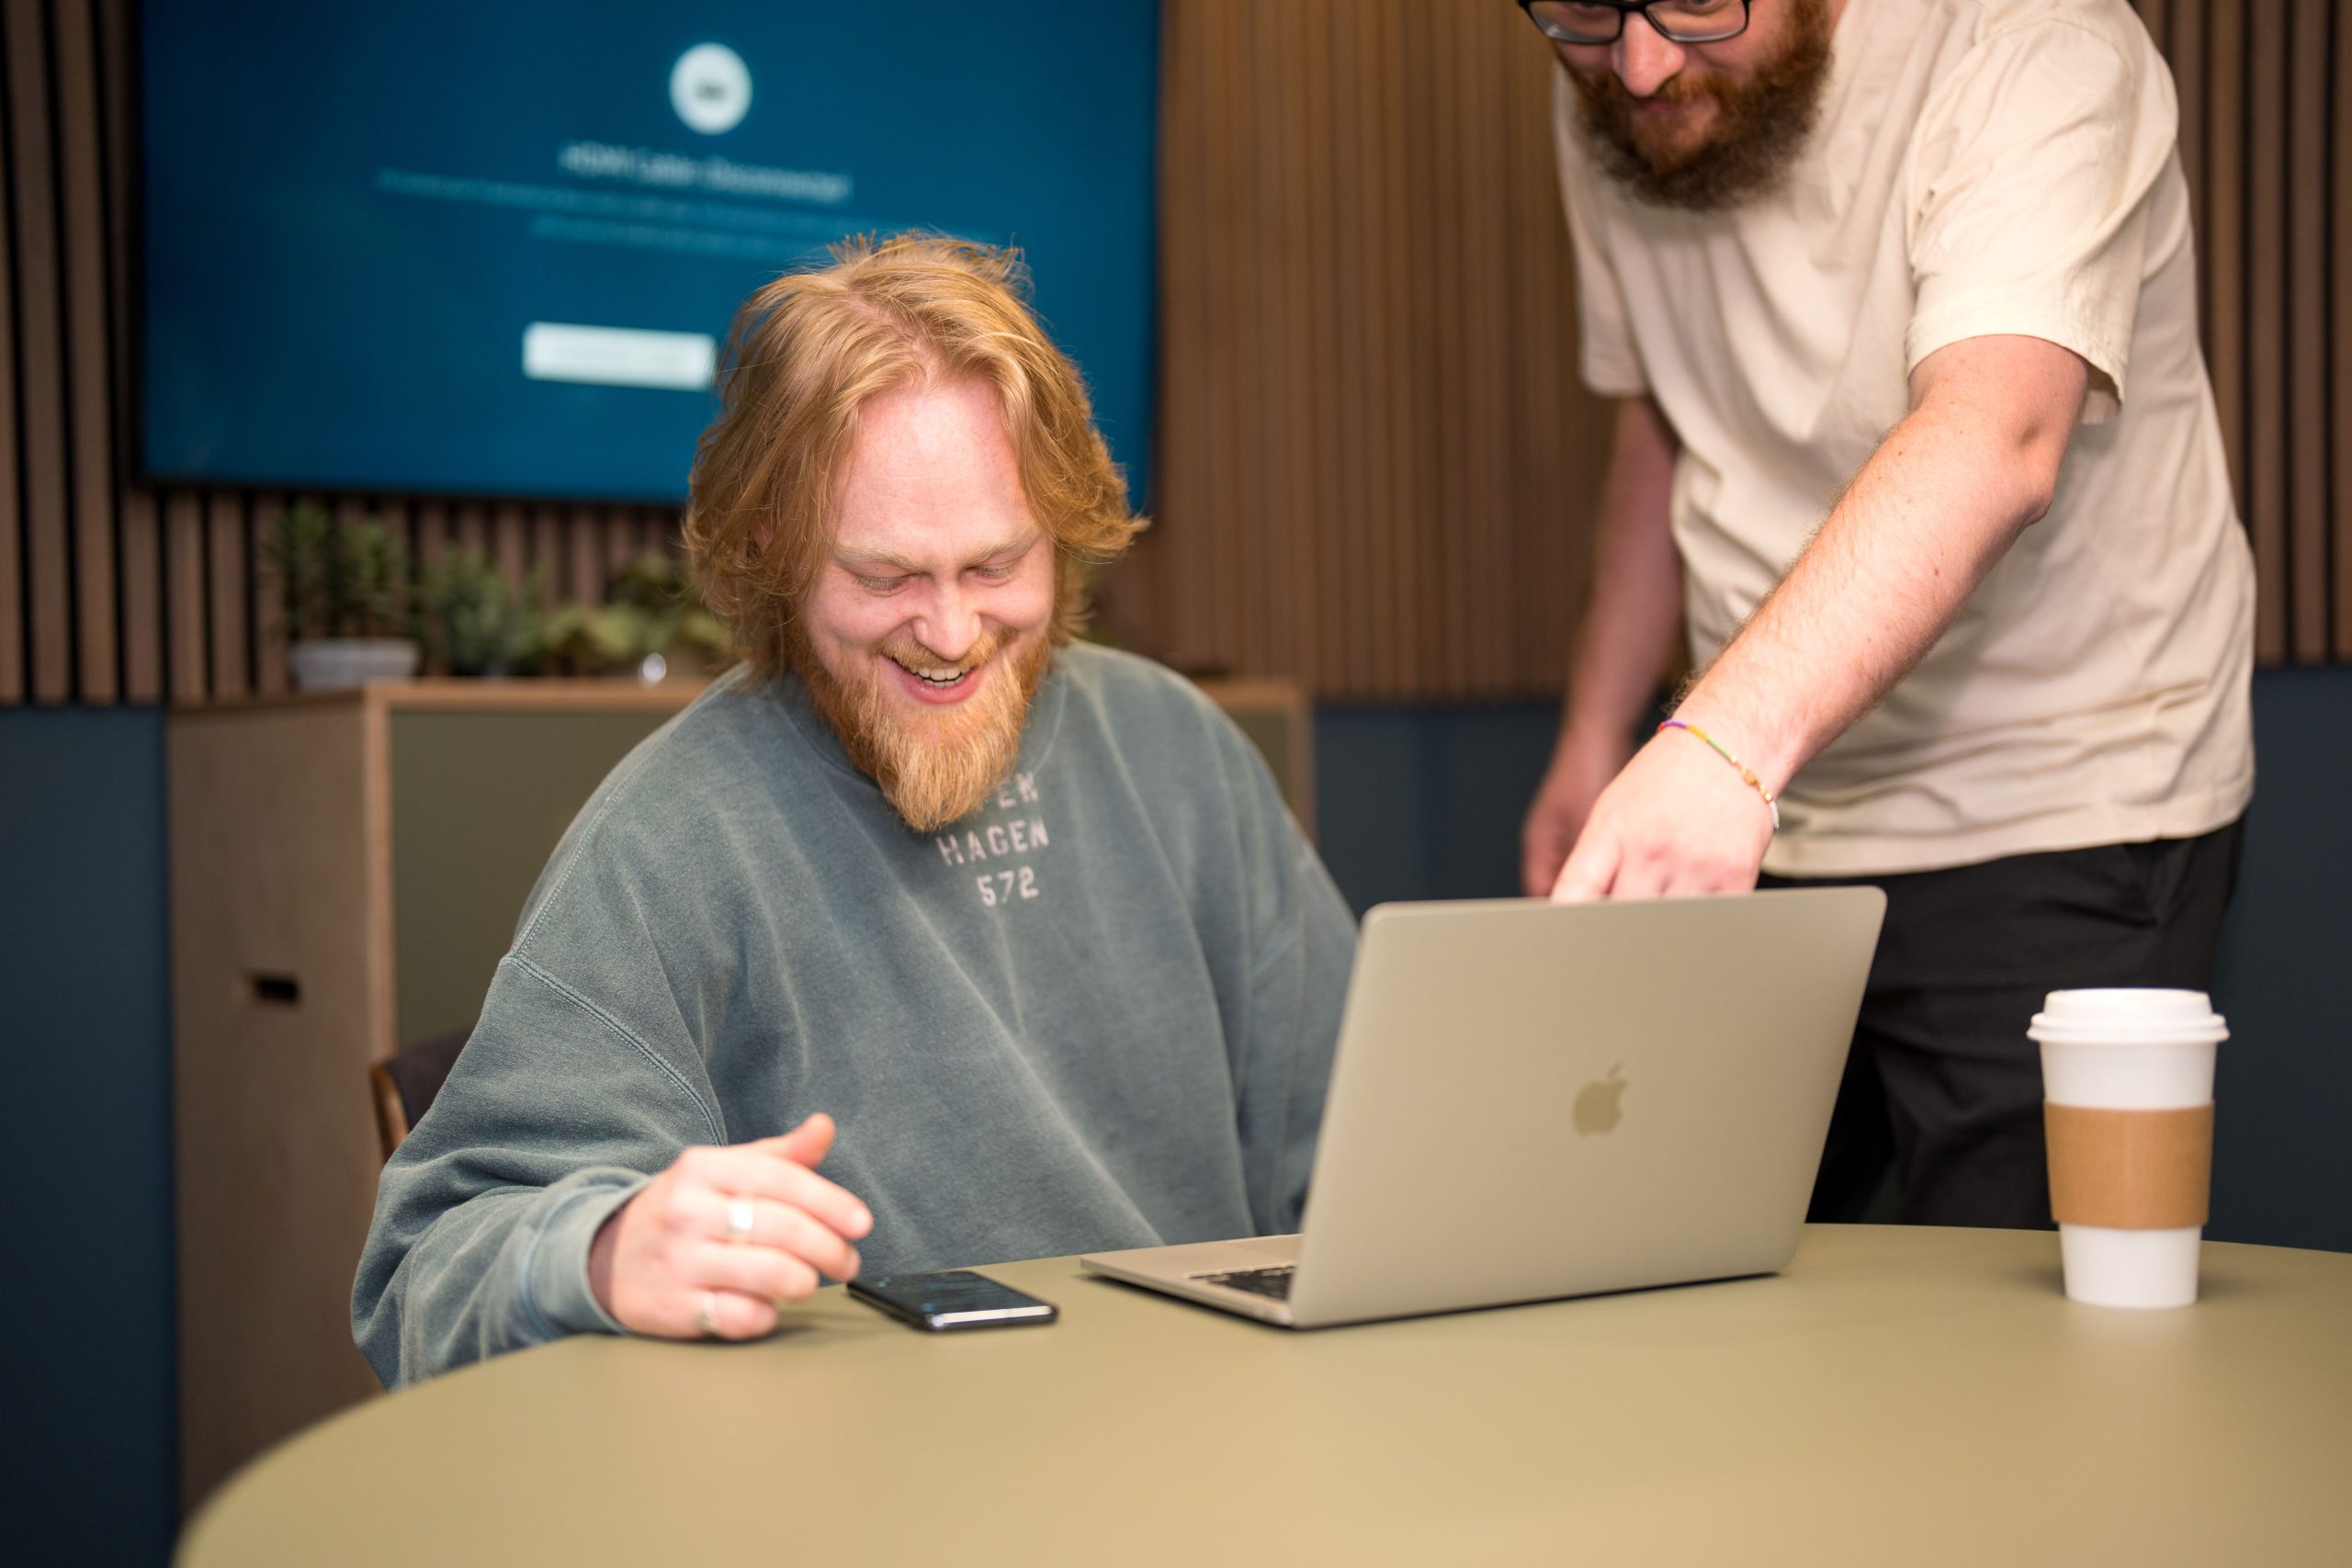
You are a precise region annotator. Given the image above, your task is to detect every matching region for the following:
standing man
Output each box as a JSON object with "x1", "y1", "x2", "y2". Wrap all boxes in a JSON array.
[{"x1": 1514, "y1": 0, "x2": 2252, "y2": 1225}]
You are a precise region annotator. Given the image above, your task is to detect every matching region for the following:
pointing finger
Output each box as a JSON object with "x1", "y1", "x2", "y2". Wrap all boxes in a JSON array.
[{"x1": 1551, "y1": 833, "x2": 1619, "y2": 904}]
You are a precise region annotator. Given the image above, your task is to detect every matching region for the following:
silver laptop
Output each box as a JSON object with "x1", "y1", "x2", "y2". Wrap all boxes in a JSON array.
[{"x1": 1081, "y1": 887, "x2": 1885, "y2": 1327}]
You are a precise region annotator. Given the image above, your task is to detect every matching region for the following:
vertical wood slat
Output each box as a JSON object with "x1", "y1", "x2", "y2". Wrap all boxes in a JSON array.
[
  {"x1": 529, "y1": 506, "x2": 563, "y2": 626},
  {"x1": 2200, "y1": 1, "x2": 2262, "y2": 656},
  {"x1": 54, "y1": 0, "x2": 117, "y2": 703},
  {"x1": 247, "y1": 492, "x2": 286, "y2": 695},
  {"x1": 205, "y1": 491, "x2": 247, "y2": 701},
  {"x1": 1227, "y1": 0, "x2": 1263, "y2": 677},
  {"x1": 2337, "y1": 0, "x2": 2352, "y2": 660},
  {"x1": 2285, "y1": 0, "x2": 2330, "y2": 665},
  {"x1": 1320, "y1": 0, "x2": 1367, "y2": 696},
  {"x1": 1238, "y1": 1, "x2": 1278, "y2": 681},
  {"x1": 564, "y1": 505, "x2": 602, "y2": 606},
  {"x1": 98, "y1": 0, "x2": 134, "y2": 454},
  {"x1": 0, "y1": 9, "x2": 21, "y2": 707},
  {"x1": 119, "y1": 488, "x2": 161, "y2": 702},
  {"x1": 6, "y1": 0, "x2": 74, "y2": 702},
  {"x1": 492, "y1": 502, "x2": 527, "y2": 592},
  {"x1": 408, "y1": 500, "x2": 447, "y2": 675},
  {"x1": 2245, "y1": 0, "x2": 2290, "y2": 667},
  {"x1": 1141, "y1": 0, "x2": 1193, "y2": 665},
  {"x1": 1374, "y1": 0, "x2": 1417, "y2": 698},
  {"x1": 602, "y1": 506, "x2": 638, "y2": 585},
  {"x1": 1202, "y1": 0, "x2": 1238, "y2": 680},
  {"x1": 1462, "y1": 20, "x2": 1510, "y2": 695},
  {"x1": 1276, "y1": 0, "x2": 1321, "y2": 686},
  {"x1": 1424, "y1": 2, "x2": 1466, "y2": 697},
  {"x1": 96, "y1": 0, "x2": 159, "y2": 703},
  {"x1": 164, "y1": 491, "x2": 206, "y2": 704}
]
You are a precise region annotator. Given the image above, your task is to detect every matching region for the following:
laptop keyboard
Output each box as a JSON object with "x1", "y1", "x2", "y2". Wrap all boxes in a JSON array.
[{"x1": 1194, "y1": 1264, "x2": 1295, "y2": 1300}]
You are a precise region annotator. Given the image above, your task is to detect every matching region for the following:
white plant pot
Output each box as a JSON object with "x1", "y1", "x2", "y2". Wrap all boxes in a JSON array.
[{"x1": 288, "y1": 638, "x2": 421, "y2": 691}]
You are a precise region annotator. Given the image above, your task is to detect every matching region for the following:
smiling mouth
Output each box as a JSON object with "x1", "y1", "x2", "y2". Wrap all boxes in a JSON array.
[{"x1": 886, "y1": 651, "x2": 979, "y2": 689}]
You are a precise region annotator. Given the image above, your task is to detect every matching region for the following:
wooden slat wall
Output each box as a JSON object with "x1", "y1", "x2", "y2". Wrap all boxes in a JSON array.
[
  {"x1": 2134, "y1": 0, "x2": 2352, "y2": 666},
  {"x1": 4, "y1": 0, "x2": 2348, "y2": 710},
  {"x1": 1121, "y1": 0, "x2": 1607, "y2": 702},
  {"x1": 1123, "y1": 0, "x2": 2352, "y2": 701},
  {"x1": 0, "y1": 0, "x2": 679, "y2": 712}
]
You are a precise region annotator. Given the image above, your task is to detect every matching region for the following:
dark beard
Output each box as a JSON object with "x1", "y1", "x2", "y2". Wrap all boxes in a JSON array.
[{"x1": 1566, "y1": 0, "x2": 1834, "y2": 211}]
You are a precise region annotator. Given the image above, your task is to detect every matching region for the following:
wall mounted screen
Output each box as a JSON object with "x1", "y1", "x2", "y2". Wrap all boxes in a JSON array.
[{"x1": 141, "y1": 3, "x2": 1159, "y2": 503}]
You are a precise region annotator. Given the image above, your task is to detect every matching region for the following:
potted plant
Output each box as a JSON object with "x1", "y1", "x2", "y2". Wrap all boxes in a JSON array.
[
  {"x1": 540, "y1": 552, "x2": 728, "y2": 682},
  {"x1": 261, "y1": 501, "x2": 421, "y2": 690},
  {"x1": 416, "y1": 550, "x2": 546, "y2": 678}
]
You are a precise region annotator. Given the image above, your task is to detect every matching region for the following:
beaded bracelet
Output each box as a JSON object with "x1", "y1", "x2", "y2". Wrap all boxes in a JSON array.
[{"x1": 1657, "y1": 718, "x2": 1780, "y2": 833}]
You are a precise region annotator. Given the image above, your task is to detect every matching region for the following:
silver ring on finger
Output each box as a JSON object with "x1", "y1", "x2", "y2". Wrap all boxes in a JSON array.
[
  {"x1": 695, "y1": 1291, "x2": 720, "y2": 1339},
  {"x1": 725, "y1": 1195, "x2": 756, "y2": 1245}
]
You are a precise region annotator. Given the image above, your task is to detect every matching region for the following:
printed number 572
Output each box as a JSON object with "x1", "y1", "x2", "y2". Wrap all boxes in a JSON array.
[{"x1": 976, "y1": 866, "x2": 1038, "y2": 907}]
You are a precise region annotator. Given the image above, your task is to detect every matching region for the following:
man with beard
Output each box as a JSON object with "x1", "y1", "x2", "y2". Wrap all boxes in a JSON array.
[
  {"x1": 1515, "y1": 0, "x2": 2252, "y2": 1226},
  {"x1": 354, "y1": 235, "x2": 1355, "y2": 1386}
]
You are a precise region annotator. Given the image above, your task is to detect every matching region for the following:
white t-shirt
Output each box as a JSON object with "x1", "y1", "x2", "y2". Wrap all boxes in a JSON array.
[{"x1": 1555, "y1": 0, "x2": 2254, "y2": 876}]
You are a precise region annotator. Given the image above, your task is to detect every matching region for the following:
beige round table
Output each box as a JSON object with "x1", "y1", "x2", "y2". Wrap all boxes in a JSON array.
[{"x1": 178, "y1": 1225, "x2": 2352, "y2": 1566}]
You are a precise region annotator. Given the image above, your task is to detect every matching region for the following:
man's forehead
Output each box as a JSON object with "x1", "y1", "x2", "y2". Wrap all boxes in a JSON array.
[
  {"x1": 831, "y1": 527, "x2": 1041, "y2": 571},
  {"x1": 827, "y1": 376, "x2": 1040, "y2": 563}
]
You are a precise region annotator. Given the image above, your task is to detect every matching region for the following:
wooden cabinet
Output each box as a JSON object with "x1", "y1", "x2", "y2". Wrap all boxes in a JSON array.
[
  {"x1": 167, "y1": 682, "x2": 694, "y2": 1509},
  {"x1": 166, "y1": 674, "x2": 1310, "y2": 1510}
]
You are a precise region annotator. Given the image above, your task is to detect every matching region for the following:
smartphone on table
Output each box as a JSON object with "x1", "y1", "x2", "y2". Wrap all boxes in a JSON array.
[{"x1": 848, "y1": 1269, "x2": 1058, "y2": 1332}]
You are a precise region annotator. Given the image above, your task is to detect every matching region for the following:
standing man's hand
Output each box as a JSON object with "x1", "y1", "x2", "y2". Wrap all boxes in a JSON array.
[
  {"x1": 1521, "y1": 731, "x2": 1635, "y2": 896},
  {"x1": 588, "y1": 1112, "x2": 874, "y2": 1341},
  {"x1": 1551, "y1": 724, "x2": 1776, "y2": 900},
  {"x1": 1544, "y1": 335, "x2": 2087, "y2": 904}
]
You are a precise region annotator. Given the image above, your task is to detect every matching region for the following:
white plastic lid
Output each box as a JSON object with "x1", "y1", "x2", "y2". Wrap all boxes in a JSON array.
[{"x1": 2028, "y1": 987, "x2": 2228, "y2": 1046}]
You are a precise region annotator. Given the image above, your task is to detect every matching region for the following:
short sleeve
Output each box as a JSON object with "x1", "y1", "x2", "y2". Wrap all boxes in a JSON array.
[
  {"x1": 1904, "y1": 18, "x2": 2177, "y2": 423},
  {"x1": 1551, "y1": 68, "x2": 1648, "y2": 400}
]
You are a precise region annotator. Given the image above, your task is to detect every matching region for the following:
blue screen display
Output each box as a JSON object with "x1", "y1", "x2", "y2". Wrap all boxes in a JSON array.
[{"x1": 141, "y1": 3, "x2": 1159, "y2": 504}]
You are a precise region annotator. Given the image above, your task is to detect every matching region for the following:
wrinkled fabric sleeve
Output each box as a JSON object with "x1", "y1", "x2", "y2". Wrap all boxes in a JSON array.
[
  {"x1": 352, "y1": 912, "x2": 724, "y2": 1389},
  {"x1": 1905, "y1": 18, "x2": 2176, "y2": 422},
  {"x1": 1215, "y1": 722, "x2": 1356, "y2": 1235}
]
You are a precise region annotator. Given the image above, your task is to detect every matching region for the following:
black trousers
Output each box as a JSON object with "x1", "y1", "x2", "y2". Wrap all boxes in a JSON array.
[{"x1": 1763, "y1": 820, "x2": 2245, "y2": 1229}]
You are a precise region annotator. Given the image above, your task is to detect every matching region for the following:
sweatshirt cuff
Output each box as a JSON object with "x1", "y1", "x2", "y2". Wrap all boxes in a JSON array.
[{"x1": 527, "y1": 1170, "x2": 650, "y2": 1338}]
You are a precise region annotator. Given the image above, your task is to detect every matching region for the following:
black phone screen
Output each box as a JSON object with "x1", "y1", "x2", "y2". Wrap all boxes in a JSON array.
[{"x1": 849, "y1": 1270, "x2": 1058, "y2": 1331}]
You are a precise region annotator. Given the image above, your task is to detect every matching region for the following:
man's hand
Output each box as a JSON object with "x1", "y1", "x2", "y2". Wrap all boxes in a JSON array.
[
  {"x1": 1551, "y1": 725, "x2": 1775, "y2": 901},
  {"x1": 1545, "y1": 334, "x2": 2089, "y2": 903},
  {"x1": 588, "y1": 1112, "x2": 873, "y2": 1341},
  {"x1": 1522, "y1": 731, "x2": 1636, "y2": 897}
]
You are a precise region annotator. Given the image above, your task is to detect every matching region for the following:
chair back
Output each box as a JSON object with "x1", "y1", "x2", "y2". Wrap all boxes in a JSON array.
[{"x1": 369, "y1": 1026, "x2": 471, "y2": 1160}]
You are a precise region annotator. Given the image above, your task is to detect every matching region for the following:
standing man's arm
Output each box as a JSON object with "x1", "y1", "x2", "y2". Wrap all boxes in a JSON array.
[
  {"x1": 1521, "y1": 394, "x2": 1685, "y2": 896},
  {"x1": 1553, "y1": 332, "x2": 2089, "y2": 900}
]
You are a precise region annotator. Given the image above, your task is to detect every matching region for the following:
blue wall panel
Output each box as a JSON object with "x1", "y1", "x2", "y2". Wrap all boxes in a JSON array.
[
  {"x1": 0, "y1": 709, "x2": 175, "y2": 1565},
  {"x1": 2206, "y1": 667, "x2": 2352, "y2": 1252}
]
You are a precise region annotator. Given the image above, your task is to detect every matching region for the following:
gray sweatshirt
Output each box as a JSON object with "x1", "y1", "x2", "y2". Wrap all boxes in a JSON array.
[{"x1": 353, "y1": 644, "x2": 1356, "y2": 1386}]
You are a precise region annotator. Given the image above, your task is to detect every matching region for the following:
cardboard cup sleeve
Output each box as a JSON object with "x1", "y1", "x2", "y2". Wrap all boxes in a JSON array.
[{"x1": 2043, "y1": 1102, "x2": 2214, "y2": 1230}]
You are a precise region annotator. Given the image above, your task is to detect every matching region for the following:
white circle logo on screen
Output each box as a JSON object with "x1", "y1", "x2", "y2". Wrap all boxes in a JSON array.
[{"x1": 671, "y1": 43, "x2": 752, "y2": 135}]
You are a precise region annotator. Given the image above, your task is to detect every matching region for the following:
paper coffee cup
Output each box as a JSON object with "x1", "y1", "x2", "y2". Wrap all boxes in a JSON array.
[{"x1": 2029, "y1": 989, "x2": 2225, "y2": 1309}]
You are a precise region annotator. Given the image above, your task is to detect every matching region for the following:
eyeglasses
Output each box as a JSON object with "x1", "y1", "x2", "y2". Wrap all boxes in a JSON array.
[{"x1": 1518, "y1": 0, "x2": 1753, "y2": 46}]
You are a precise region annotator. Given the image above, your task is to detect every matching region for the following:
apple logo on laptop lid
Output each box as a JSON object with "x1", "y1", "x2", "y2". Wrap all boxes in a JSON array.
[{"x1": 1573, "y1": 1065, "x2": 1627, "y2": 1135}]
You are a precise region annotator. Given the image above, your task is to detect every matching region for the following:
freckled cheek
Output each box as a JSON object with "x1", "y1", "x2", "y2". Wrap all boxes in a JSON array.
[
  {"x1": 995, "y1": 572, "x2": 1058, "y2": 637},
  {"x1": 802, "y1": 587, "x2": 908, "y2": 660}
]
